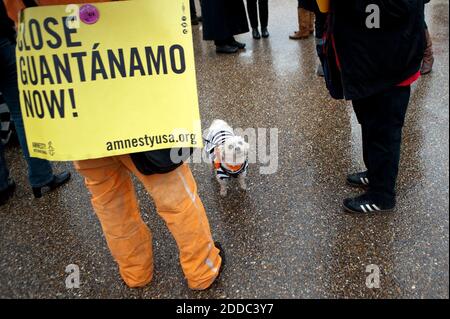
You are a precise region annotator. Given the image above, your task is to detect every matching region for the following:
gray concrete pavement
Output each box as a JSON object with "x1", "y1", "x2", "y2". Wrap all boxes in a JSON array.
[{"x1": 0, "y1": 0, "x2": 448, "y2": 299}]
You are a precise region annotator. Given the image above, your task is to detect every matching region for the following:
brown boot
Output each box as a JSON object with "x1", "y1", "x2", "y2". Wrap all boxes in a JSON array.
[
  {"x1": 309, "y1": 12, "x2": 315, "y2": 34},
  {"x1": 289, "y1": 8, "x2": 311, "y2": 40},
  {"x1": 421, "y1": 28, "x2": 434, "y2": 75}
]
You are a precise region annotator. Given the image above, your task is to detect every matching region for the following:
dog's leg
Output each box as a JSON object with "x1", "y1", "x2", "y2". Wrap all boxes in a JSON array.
[
  {"x1": 217, "y1": 177, "x2": 228, "y2": 197},
  {"x1": 238, "y1": 171, "x2": 248, "y2": 190}
]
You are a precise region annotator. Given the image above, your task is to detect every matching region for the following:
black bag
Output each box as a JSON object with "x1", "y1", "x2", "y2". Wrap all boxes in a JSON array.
[
  {"x1": 317, "y1": 14, "x2": 345, "y2": 100},
  {"x1": 130, "y1": 148, "x2": 193, "y2": 175}
]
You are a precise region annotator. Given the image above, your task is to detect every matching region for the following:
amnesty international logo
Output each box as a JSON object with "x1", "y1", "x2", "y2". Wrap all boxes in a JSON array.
[
  {"x1": 48, "y1": 141, "x2": 55, "y2": 156},
  {"x1": 32, "y1": 142, "x2": 47, "y2": 155}
]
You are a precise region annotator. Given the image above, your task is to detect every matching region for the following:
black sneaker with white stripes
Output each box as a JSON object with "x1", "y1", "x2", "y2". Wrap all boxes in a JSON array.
[
  {"x1": 347, "y1": 171, "x2": 370, "y2": 188},
  {"x1": 343, "y1": 193, "x2": 395, "y2": 214}
]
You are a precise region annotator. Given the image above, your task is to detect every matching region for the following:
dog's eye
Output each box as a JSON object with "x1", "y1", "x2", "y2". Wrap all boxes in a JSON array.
[
  {"x1": 238, "y1": 141, "x2": 243, "y2": 146},
  {"x1": 228, "y1": 145, "x2": 234, "y2": 150}
]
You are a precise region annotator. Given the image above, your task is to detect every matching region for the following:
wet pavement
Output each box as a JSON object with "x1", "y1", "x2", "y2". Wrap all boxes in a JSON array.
[{"x1": 0, "y1": 0, "x2": 448, "y2": 299}]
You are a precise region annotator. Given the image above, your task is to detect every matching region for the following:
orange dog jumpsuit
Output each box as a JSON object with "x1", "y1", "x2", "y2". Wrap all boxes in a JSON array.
[{"x1": 5, "y1": 0, "x2": 222, "y2": 290}]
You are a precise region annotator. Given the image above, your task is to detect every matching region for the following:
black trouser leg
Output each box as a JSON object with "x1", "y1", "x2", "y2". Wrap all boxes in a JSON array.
[
  {"x1": 354, "y1": 109, "x2": 371, "y2": 171},
  {"x1": 214, "y1": 37, "x2": 234, "y2": 46},
  {"x1": 352, "y1": 86, "x2": 411, "y2": 205},
  {"x1": 190, "y1": 0, "x2": 197, "y2": 19},
  {"x1": 214, "y1": 39, "x2": 225, "y2": 46},
  {"x1": 314, "y1": 11, "x2": 327, "y2": 39},
  {"x1": 246, "y1": 0, "x2": 259, "y2": 29},
  {"x1": 259, "y1": 0, "x2": 269, "y2": 28},
  {"x1": 361, "y1": 127, "x2": 370, "y2": 171}
]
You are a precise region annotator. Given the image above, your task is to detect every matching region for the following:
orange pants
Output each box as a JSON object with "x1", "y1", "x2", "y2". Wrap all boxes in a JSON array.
[{"x1": 74, "y1": 155, "x2": 221, "y2": 289}]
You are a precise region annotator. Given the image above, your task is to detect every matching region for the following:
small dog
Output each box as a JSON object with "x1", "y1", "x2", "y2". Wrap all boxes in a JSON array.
[{"x1": 204, "y1": 119, "x2": 250, "y2": 196}]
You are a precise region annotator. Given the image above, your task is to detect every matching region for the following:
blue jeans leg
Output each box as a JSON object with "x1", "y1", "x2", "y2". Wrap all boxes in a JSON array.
[
  {"x1": 0, "y1": 36, "x2": 54, "y2": 188},
  {"x1": 0, "y1": 141, "x2": 10, "y2": 191}
]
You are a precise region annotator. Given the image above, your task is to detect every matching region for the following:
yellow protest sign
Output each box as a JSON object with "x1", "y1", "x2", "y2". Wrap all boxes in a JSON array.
[{"x1": 16, "y1": 0, "x2": 202, "y2": 161}]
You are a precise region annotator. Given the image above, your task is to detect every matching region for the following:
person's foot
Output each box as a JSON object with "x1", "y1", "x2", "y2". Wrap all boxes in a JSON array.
[
  {"x1": 191, "y1": 16, "x2": 200, "y2": 25},
  {"x1": 289, "y1": 30, "x2": 310, "y2": 40},
  {"x1": 201, "y1": 242, "x2": 225, "y2": 291},
  {"x1": 346, "y1": 171, "x2": 370, "y2": 188},
  {"x1": 421, "y1": 57, "x2": 434, "y2": 75},
  {"x1": 421, "y1": 28, "x2": 434, "y2": 75},
  {"x1": 214, "y1": 241, "x2": 225, "y2": 276},
  {"x1": 261, "y1": 27, "x2": 270, "y2": 38},
  {"x1": 229, "y1": 38, "x2": 246, "y2": 50},
  {"x1": 316, "y1": 63, "x2": 324, "y2": 77},
  {"x1": 32, "y1": 172, "x2": 71, "y2": 198},
  {"x1": 216, "y1": 45, "x2": 239, "y2": 54},
  {"x1": 252, "y1": 28, "x2": 261, "y2": 39},
  {"x1": 0, "y1": 179, "x2": 16, "y2": 206},
  {"x1": 343, "y1": 193, "x2": 395, "y2": 214}
]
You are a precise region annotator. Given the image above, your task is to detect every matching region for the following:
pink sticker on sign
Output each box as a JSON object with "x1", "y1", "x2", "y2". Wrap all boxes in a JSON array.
[{"x1": 79, "y1": 4, "x2": 100, "y2": 25}]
